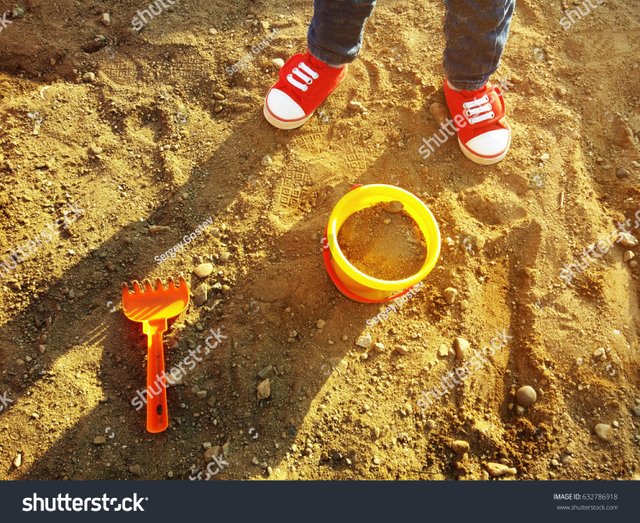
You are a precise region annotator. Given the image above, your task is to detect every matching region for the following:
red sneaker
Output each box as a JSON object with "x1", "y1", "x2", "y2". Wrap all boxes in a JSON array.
[
  {"x1": 443, "y1": 81, "x2": 511, "y2": 165},
  {"x1": 263, "y1": 52, "x2": 347, "y2": 130}
]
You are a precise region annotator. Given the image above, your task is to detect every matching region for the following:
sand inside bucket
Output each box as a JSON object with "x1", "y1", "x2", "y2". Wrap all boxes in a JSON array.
[{"x1": 337, "y1": 201, "x2": 427, "y2": 281}]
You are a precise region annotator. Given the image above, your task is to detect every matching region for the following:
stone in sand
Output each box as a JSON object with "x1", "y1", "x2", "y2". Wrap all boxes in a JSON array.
[
  {"x1": 485, "y1": 462, "x2": 517, "y2": 477},
  {"x1": 454, "y1": 337, "x2": 470, "y2": 361},
  {"x1": 443, "y1": 287, "x2": 458, "y2": 304},
  {"x1": 594, "y1": 423, "x2": 612, "y2": 442},
  {"x1": 193, "y1": 284, "x2": 208, "y2": 306},
  {"x1": 194, "y1": 263, "x2": 214, "y2": 278},
  {"x1": 516, "y1": 385, "x2": 537, "y2": 407},
  {"x1": 384, "y1": 201, "x2": 404, "y2": 214},
  {"x1": 356, "y1": 334, "x2": 372, "y2": 349},
  {"x1": 618, "y1": 232, "x2": 638, "y2": 248},
  {"x1": 257, "y1": 378, "x2": 271, "y2": 400},
  {"x1": 451, "y1": 440, "x2": 470, "y2": 455}
]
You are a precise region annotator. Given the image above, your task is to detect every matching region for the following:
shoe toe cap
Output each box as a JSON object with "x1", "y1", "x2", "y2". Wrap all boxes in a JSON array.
[
  {"x1": 265, "y1": 88, "x2": 305, "y2": 120},
  {"x1": 464, "y1": 128, "x2": 511, "y2": 158}
]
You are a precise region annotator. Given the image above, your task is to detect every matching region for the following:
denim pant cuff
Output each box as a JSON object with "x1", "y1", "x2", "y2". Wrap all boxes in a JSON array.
[
  {"x1": 447, "y1": 77, "x2": 490, "y2": 91},
  {"x1": 308, "y1": 41, "x2": 355, "y2": 67}
]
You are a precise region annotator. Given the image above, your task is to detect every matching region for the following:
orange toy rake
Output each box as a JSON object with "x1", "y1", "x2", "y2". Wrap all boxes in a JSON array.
[{"x1": 122, "y1": 277, "x2": 190, "y2": 433}]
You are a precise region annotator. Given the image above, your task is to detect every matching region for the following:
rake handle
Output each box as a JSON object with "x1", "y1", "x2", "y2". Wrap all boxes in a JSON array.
[{"x1": 146, "y1": 326, "x2": 169, "y2": 433}]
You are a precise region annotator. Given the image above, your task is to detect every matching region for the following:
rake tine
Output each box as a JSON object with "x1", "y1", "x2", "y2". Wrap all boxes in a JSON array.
[
  {"x1": 166, "y1": 276, "x2": 176, "y2": 290},
  {"x1": 132, "y1": 280, "x2": 142, "y2": 294},
  {"x1": 122, "y1": 282, "x2": 130, "y2": 293},
  {"x1": 178, "y1": 275, "x2": 187, "y2": 288},
  {"x1": 143, "y1": 279, "x2": 153, "y2": 293},
  {"x1": 155, "y1": 278, "x2": 165, "y2": 291}
]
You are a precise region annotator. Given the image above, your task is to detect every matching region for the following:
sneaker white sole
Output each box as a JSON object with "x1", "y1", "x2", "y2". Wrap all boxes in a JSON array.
[
  {"x1": 263, "y1": 100, "x2": 313, "y2": 130},
  {"x1": 458, "y1": 133, "x2": 511, "y2": 166}
]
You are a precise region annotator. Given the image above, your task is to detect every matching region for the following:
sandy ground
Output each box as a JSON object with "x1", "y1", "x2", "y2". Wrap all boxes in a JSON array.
[{"x1": 0, "y1": 0, "x2": 639, "y2": 480}]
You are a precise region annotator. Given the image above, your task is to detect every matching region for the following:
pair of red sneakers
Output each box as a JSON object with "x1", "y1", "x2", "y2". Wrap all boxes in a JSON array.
[{"x1": 263, "y1": 52, "x2": 510, "y2": 165}]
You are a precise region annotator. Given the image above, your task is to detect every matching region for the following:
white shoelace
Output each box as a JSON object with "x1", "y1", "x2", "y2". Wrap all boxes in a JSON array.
[
  {"x1": 462, "y1": 94, "x2": 494, "y2": 124},
  {"x1": 286, "y1": 61, "x2": 319, "y2": 92}
]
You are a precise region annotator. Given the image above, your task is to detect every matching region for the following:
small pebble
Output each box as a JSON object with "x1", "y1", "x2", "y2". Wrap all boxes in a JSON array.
[
  {"x1": 438, "y1": 344, "x2": 450, "y2": 358},
  {"x1": 348, "y1": 100, "x2": 366, "y2": 112},
  {"x1": 101, "y1": 13, "x2": 111, "y2": 26},
  {"x1": 257, "y1": 378, "x2": 271, "y2": 400},
  {"x1": 451, "y1": 440, "x2": 470, "y2": 455},
  {"x1": 593, "y1": 347, "x2": 606, "y2": 361},
  {"x1": 623, "y1": 250, "x2": 635, "y2": 262},
  {"x1": 316, "y1": 319, "x2": 326, "y2": 329},
  {"x1": 374, "y1": 342, "x2": 385, "y2": 353},
  {"x1": 453, "y1": 337, "x2": 470, "y2": 361},
  {"x1": 88, "y1": 144, "x2": 103, "y2": 156},
  {"x1": 516, "y1": 385, "x2": 537, "y2": 407},
  {"x1": 13, "y1": 453, "x2": 22, "y2": 468},
  {"x1": 618, "y1": 232, "x2": 638, "y2": 248},
  {"x1": 485, "y1": 462, "x2": 517, "y2": 477},
  {"x1": 193, "y1": 284, "x2": 208, "y2": 306},
  {"x1": 395, "y1": 345, "x2": 409, "y2": 355},
  {"x1": 194, "y1": 263, "x2": 214, "y2": 278},
  {"x1": 93, "y1": 436, "x2": 106, "y2": 445},
  {"x1": 271, "y1": 58, "x2": 285, "y2": 69},
  {"x1": 129, "y1": 464, "x2": 142, "y2": 476},
  {"x1": 356, "y1": 333, "x2": 372, "y2": 349},
  {"x1": 594, "y1": 423, "x2": 612, "y2": 442},
  {"x1": 261, "y1": 155, "x2": 273, "y2": 167},
  {"x1": 384, "y1": 201, "x2": 404, "y2": 214},
  {"x1": 615, "y1": 167, "x2": 630, "y2": 179},
  {"x1": 149, "y1": 224, "x2": 171, "y2": 234},
  {"x1": 443, "y1": 287, "x2": 458, "y2": 304},
  {"x1": 196, "y1": 390, "x2": 208, "y2": 400},
  {"x1": 82, "y1": 72, "x2": 96, "y2": 83}
]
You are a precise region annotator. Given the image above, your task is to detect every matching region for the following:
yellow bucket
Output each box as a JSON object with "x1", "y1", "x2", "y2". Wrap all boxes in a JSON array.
[{"x1": 322, "y1": 184, "x2": 441, "y2": 303}]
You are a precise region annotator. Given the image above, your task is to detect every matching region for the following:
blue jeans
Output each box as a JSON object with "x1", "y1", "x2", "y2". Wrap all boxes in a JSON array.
[{"x1": 308, "y1": 0, "x2": 515, "y2": 90}]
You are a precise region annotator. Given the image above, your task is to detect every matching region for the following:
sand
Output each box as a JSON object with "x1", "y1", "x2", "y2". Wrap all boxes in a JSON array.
[
  {"x1": 337, "y1": 202, "x2": 426, "y2": 281},
  {"x1": 0, "y1": 1, "x2": 639, "y2": 481}
]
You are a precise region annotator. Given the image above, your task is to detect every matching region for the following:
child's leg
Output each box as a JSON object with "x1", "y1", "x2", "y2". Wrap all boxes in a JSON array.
[
  {"x1": 307, "y1": 0, "x2": 377, "y2": 67},
  {"x1": 443, "y1": 0, "x2": 516, "y2": 90}
]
